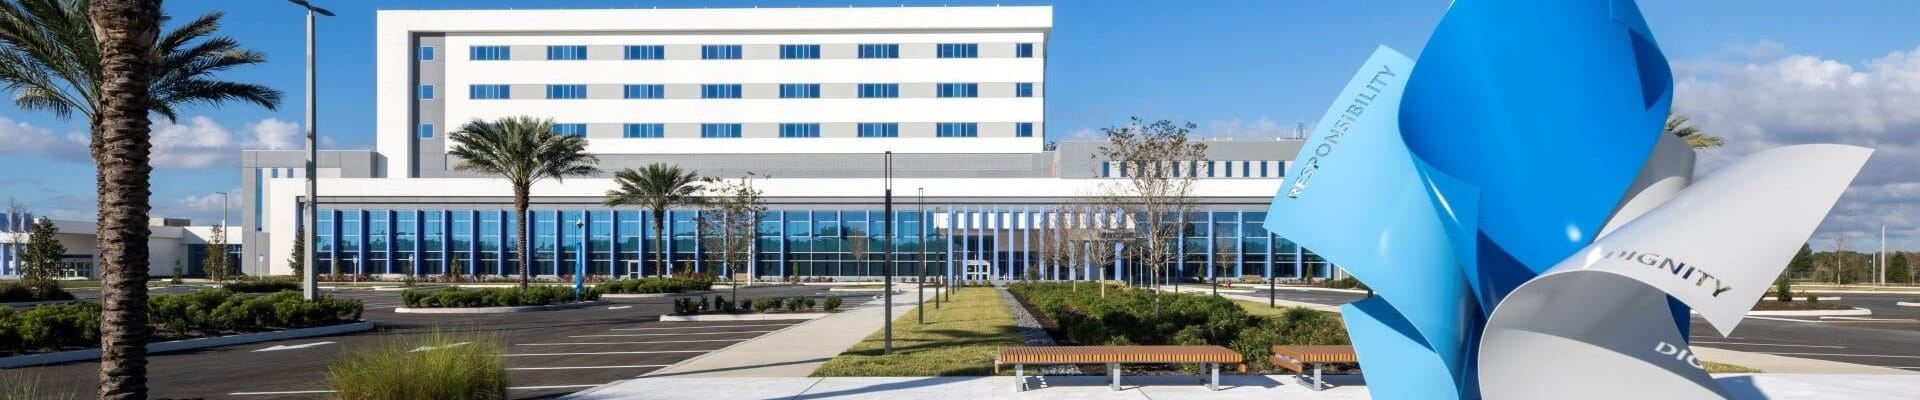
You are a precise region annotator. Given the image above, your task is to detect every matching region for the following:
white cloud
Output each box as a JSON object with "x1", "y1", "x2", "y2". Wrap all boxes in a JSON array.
[
  {"x1": 0, "y1": 115, "x2": 310, "y2": 169},
  {"x1": 0, "y1": 116, "x2": 87, "y2": 161},
  {"x1": 164, "y1": 188, "x2": 243, "y2": 225},
  {"x1": 1675, "y1": 43, "x2": 1920, "y2": 250},
  {"x1": 150, "y1": 116, "x2": 238, "y2": 169},
  {"x1": 247, "y1": 118, "x2": 302, "y2": 150},
  {"x1": 1200, "y1": 117, "x2": 1303, "y2": 139}
]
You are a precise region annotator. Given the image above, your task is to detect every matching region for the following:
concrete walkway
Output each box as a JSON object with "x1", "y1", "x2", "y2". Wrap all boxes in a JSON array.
[
  {"x1": 1694, "y1": 346, "x2": 1919, "y2": 375},
  {"x1": 634, "y1": 287, "x2": 929, "y2": 378},
  {"x1": 565, "y1": 373, "x2": 1920, "y2": 399}
]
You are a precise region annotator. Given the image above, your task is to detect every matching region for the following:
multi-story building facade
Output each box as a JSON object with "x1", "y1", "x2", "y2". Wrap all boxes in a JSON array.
[{"x1": 239, "y1": 6, "x2": 1328, "y2": 282}]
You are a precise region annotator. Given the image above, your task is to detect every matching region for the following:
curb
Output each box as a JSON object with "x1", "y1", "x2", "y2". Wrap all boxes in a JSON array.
[
  {"x1": 394, "y1": 301, "x2": 611, "y2": 314},
  {"x1": 657, "y1": 312, "x2": 831, "y2": 322},
  {"x1": 1, "y1": 299, "x2": 82, "y2": 308},
  {"x1": 602, "y1": 291, "x2": 713, "y2": 299},
  {"x1": 1747, "y1": 307, "x2": 1872, "y2": 317},
  {"x1": 1897, "y1": 302, "x2": 1920, "y2": 307},
  {"x1": 0, "y1": 321, "x2": 374, "y2": 368}
]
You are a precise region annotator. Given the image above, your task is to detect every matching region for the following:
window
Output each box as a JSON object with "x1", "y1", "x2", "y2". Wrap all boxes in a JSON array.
[
  {"x1": 780, "y1": 44, "x2": 820, "y2": 59},
  {"x1": 1016, "y1": 43, "x2": 1034, "y2": 58},
  {"x1": 418, "y1": 46, "x2": 436, "y2": 61},
  {"x1": 857, "y1": 123, "x2": 898, "y2": 138},
  {"x1": 623, "y1": 84, "x2": 664, "y2": 99},
  {"x1": 937, "y1": 43, "x2": 978, "y2": 58},
  {"x1": 936, "y1": 83, "x2": 978, "y2": 98},
  {"x1": 469, "y1": 45, "x2": 510, "y2": 60},
  {"x1": 779, "y1": 83, "x2": 820, "y2": 99},
  {"x1": 469, "y1": 84, "x2": 510, "y2": 99},
  {"x1": 857, "y1": 83, "x2": 898, "y2": 98},
  {"x1": 1016, "y1": 122, "x2": 1034, "y2": 137},
  {"x1": 622, "y1": 123, "x2": 664, "y2": 138},
  {"x1": 1207, "y1": 161, "x2": 1217, "y2": 177},
  {"x1": 546, "y1": 84, "x2": 587, "y2": 99},
  {"x1": 417, "y1": 84, "x2": 434, "y2": 100},
  {"x1": 700, "y1": 123, "x2": 742, "y2": 138},
  {"x1": 551, "y1": 123, "x2": 587, "y2": 137},
  {"x1": 1241, "y1": 161, "x2": 1249, "y2": 178},
  {"x1": 936, "y1": 123, "x2": 978, "y2": 137},
  {"x1": 1101, "y1": 161, "x2": 1111, "y2": 177},
  {"x1": 546, "y1": 45, "x2": 587, "y2": 60},
  {"x1": 1016, "y1": 82, "x2": 1034, "y2": 98},
  {"x1": 623, "y1": 45, "x2": 664, "y2": 60},
  {"x1": 701, "y1": 45, "x2": 742, "y2": 60},
  {"x1": 779, "y1": 123, "x2": 820, "y2": 138},
  {"x1": 701, "y1": 84, "x2": 742, "y2": 99},
  {"x1": 858, "y1": 44, "x2": 899, "y2": 59},
  {"x1": 417, "y1": 123, "x2": 434, "y2": 139},
  {"x1": 1260, "y1": 161, "x2": 1269, "y2": 178}
]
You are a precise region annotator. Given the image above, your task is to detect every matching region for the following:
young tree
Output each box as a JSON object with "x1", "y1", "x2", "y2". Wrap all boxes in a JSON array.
[
  {"x1": 698, "y1": 175, "x2": 765, "y2": 300},
  {"x1": 1096, "y1": 117, "x2": 1206, "y2": 316},
  {"x1": 1212, "y1": 239, "x2": 1239, "y2": 296},
  {"x1": 448, "y1": 116, "x2": 600, "y2": 289},
  {"x1": 603, "y1": 163, "x2": 705, "y2": 278},
  {"x1": 23, "y1": 217, "x2": 67, "y2": 286},
  {"x1": 203, "y1": 224, "x2": 228, "y2": 282},
  {"x1": 286, "y1": 232, "x2": 304, "y2": 277},
  {"x1": 1787, "y1": 242, "x2": 1815, "y2": 278},
  {"x1": 845, "y1": 228, "x2": 869, "y2": 278},
  {"x1": 1888, "y1": 252, "x2": 1911, "y2": 285}
]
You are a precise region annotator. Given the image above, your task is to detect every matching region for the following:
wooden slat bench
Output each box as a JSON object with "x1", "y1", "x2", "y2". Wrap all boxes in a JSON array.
[
  {"x1": 996, "y1": 345, "x2": 1245, "y2": 392},
  {"x1": 1269, "y1": 345, "x2": 1357, "y2": 391}
]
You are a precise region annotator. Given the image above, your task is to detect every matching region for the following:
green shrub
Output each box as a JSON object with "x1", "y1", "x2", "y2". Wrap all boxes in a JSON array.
[
  {"x1": 1321, "y1": 277, "x2": 1367, "y2": 290},
  {"x1": 223, "y1": 276, "x2": 302, "y2": 293},
  {"x1": 752, "y1": 298, "x2": 776, "y2": 313},
  {"x1": 401, "y1": 286, "x2": 598, "y2": 308},
  {"x1": 823, "y1": 296, "x2": 843, "y2": 312},
  {"x1": 327, "y1": 331, "x2": 507, "y2": 400},
  {"x1": 1008, "y1": 282, "x2": 1347, "y2": 372},
  {"x1": 595, "y1": 277, "x2": 713, "y2": 294},
  {"x1": 0, "y1": 281, "x2": 73, "y2": 303},
  {"x1": 783, "y1": 297, "x2": 806, "y2": 312}
]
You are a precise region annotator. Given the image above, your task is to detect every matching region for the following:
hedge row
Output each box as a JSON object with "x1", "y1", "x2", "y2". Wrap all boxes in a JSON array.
[
  {"x1": 1007, "y1": 282, "x2": 1348, "y2": 372},
  {"x1": 221, "y1": 276, "x2": 302, "y2": 293},
  {"x1": 400, "y1": 286, "x2": 600, "y2": 308},
  {"x1": 596, "y1": 277, "x2": 712, "y2": 294},
  {"x1": 0, "y1": 290, "x2": 363, "y2": 355},
  {"x1": 0, "y1": 280, "x2": 74, "y2": 303}
]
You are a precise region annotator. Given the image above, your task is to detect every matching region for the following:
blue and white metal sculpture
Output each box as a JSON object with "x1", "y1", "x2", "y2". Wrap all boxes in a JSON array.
[{"x1": 1264, "y1": 0, "x2": 1872, "y2": 398}]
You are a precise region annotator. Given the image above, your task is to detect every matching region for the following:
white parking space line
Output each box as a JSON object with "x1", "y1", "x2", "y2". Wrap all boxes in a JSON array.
[
  {"x1": 503, "y1": 350, "x2": 709, "y2": 357},
  {"x1": 570, "y1": 330, "x2": 776, "y2": 338},
  {"x1": 1691, "y1": 341, "x2": 1846, "y2": 349},
  {"x1": 1761, "y1": 352, "x2": 1920, "y2": 359},
  {"x1": 1743, "y1": 316, "x2": 1823, "y2": 323},
  {"x1": 511, "y1": 384, "x2": 602, "y2": 390},
  {"x1": 608, "y1": 305, "x2": 633, "y2": 310},
  {"x1": 508, "y1": 364, "x2": 669, "y2": 371},
  {"x1": 518, "y1": 339, "x2": 747, "y2": 346},
  {"x1": 610, "y1": 323, "x2": 792, "y2": 331},
  {"x1": 1692, "y1": 336, "x2": 1744, "y2": 340}
]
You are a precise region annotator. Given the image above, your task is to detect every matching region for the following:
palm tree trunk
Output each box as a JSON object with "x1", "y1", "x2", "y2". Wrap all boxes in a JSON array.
[
  {"x1": 90, "y1": 1, "x2": 162, "y2": 398},
  {"x1": 653, "y1": 209, "x2": 667, "y2": 278},
  {"x1": 514, "y1": 185, "x2": 530, "y2": 290}
]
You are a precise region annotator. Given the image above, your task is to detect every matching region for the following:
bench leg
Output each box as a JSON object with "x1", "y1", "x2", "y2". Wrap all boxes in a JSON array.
[
  {"x1": 1312, "y1": 363, "x2": 1324, "y2": 391},
  {"x1": 1209, "y1": 363, "x2": 1220, "y2": 391},
  {"x1": 1109, "y1": 363, "x2": 1121, "y2": 391},
  {"x1": 1015, "y1": 364, "x2": 1024, "y2": 392}
]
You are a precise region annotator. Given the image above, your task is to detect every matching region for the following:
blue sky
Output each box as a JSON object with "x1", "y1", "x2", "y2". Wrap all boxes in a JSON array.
[{"x1": 3, "y1": 0, "x2": 1919, "y2": 251}]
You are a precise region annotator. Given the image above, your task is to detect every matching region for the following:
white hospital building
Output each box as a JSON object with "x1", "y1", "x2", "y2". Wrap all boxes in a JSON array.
[{"x1": 238, "y1": 5, "x2": 1328, "y2": 282}]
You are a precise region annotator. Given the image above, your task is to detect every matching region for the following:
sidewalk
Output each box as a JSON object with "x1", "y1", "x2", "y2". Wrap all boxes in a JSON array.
[
  {"x1": 635, "y1": 288, "x2": 928, "y2": 378},
  {"x1": 564, "y1": 373, "x2": 1920, "y2": 399},
  {"x1": 1694, "y1": 347, "x2": 1919, "y2": 375}
]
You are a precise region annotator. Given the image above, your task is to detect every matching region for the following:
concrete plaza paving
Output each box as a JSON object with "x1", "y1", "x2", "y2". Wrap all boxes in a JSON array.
[
  {"x1": 568, "y1": 374, "x2": 1920, "y2": 399},
  {"x1": 638, "y1": 287, "x2": 929, "y2": 377}
]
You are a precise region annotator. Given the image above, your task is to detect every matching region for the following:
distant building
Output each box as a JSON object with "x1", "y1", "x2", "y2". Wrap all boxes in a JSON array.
[
  {"x1": 0, "y1": 213, "x2": 241, "y2": 279},
  {"x1": 239, "y1": 6, "x2": 1328, "y2": 282}
]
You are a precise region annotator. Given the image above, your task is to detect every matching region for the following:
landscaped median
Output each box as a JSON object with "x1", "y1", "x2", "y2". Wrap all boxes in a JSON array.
[
  {"x1": 396, "y1": 286, "x2": 605, "y2": 314},
  {"x1": 658, "y1": 294, "x2": 845, "y2": 321},
  {"x1": 0, "y1": 289, "x2": 367, "y2": 368},
  {"x1": 595, "y1": 277, "x2": 714, "y2": 298},
  {"x1": 812, "y1": 286, "x2": 1023, "y2": 376},
  {"x1": 1010, "y1": 282, "x2": 1349, "y2": 373}
]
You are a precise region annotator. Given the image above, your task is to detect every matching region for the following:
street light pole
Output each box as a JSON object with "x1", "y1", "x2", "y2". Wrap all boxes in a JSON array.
[
  {"x1": 289, "y1": 0, "x2": 333, "y2": 301},
  {"x1": 917, "y1": 187, "x2": 926, "y2": 323},
  {"x1": 882, "y1": 151, "x2": 894, "y2": 354}
]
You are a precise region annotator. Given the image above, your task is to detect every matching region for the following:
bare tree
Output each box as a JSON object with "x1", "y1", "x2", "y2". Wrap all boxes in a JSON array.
[
  {"x1": 1819, "y1": 235, "x2": 1853, "y2": 285},
  {"x1": 1095, "y1": 117, "x2": 1206, "y2": 316},
  {"x1": 697, "y1": 175, "x2": 765, "y2": 300},
  {"x1": 1212, "y1": 238, "x2": 1238, "y2": 296},
  {"x1": 845, "y1": 227, "x2": 869, "y2": 279}
]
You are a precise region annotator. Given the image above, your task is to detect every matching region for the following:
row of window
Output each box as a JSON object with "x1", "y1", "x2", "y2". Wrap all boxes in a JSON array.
[
  {"x1": 308, "y1": 208, "x2": 1326, "y2": 279},
  {"x1": 440, "y1": 42, "x2": 1037, "y2": 61},
  {"x1": 417, "y1": 122, "x2": 1036, "y2": 139},
  {"x1": 1099, "y1": 160, "x2": 1287, "y2": 179},
  {"x1": 441, "y1": 82, "x2": 1036, "y2": 100}
]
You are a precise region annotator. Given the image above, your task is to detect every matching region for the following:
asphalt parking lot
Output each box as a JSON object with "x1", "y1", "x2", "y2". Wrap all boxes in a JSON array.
[
  {"x1": 1689, "y1": 293, "x2": 1920, "y2": 371},
  {"x1": 19, "y1": 284, "x2": 870, "y2": 399},
  {"x1": 1245, "y1": 287, "x2": 1369, "y2": 306}
]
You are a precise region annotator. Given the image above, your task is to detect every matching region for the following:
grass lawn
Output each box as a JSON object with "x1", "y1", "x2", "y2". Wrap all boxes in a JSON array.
[
  {"x1": 1750, "y1": 300, "x2": 1851, "y2": 311},
  {"x1": 1703, "y1": 361, "x2": 1760, "y2": 373},
  {"x1": 811, "y1": 287, "x2": 1024, "y2": 377},
  {"x1": 1233, "y1": 299, "x2": 1336, "y2": 318}
]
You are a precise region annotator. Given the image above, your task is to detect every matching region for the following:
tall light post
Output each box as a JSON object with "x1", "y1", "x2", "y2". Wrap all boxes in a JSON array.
[
  {"x1": 917, "y1": 187, "x2": 926, "y2": 322},
  {"x1": 881, "y1": 151, "x2": 895, "y2": 354},
  {"x1": 213, "y1": 191, "x2": 228, "y2": 227},
  {"x1": 289, "y1": 0, "x2": 333, "y2": 301}
]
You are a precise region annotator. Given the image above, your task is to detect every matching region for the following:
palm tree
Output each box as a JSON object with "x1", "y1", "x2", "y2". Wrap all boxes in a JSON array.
[
  {"x1": 1665, "y1": 113, "x2": 1725, "y2": 149},
  {"x1": 447, "y1": 117, "x2": 600, "y2": 289},
  {"x1": 0, "y1": 1, "x2": 280, "y2": 397},
  {"x1": 604, "y1": 163, "x2": 707, "y2": 278}
]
